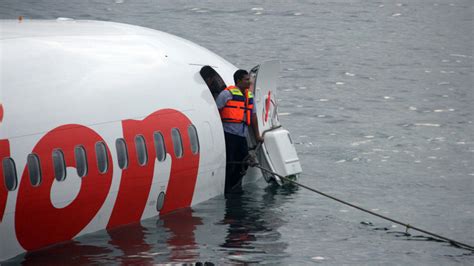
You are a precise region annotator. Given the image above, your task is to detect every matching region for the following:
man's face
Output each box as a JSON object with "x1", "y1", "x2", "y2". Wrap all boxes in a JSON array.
[{"x1": 237, "y1": 74, "x2": 250, "y2": 90}]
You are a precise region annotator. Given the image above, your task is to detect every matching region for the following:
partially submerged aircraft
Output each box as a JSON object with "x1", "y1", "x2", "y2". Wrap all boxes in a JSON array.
[{"x1": 0, "y1": 19, "x2": 301, "y2": 261}]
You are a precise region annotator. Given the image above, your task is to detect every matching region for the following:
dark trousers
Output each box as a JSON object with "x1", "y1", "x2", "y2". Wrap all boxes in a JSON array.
[{"x1": 224, "y1": 132, "x2": 249, "y2": 193}]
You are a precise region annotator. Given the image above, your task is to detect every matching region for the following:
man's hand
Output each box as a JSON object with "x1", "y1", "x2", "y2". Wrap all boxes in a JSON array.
[{"x1": 256, "y1": 136, "x2": 264, "y2": 143}]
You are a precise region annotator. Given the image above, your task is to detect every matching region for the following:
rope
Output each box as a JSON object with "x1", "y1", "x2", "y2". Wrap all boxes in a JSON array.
[{"x1": 247, "y1": 163, "x2": 474, "y2": 252}]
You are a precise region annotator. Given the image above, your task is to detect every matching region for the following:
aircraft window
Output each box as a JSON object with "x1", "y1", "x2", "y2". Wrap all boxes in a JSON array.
[
  {"x1": 188, "y1": 125, "x2": 200, "y2": 154},
  {"x1": 153, "y1": 132, "x2": 166, "y2": 162},
  {"x1": 2, "y1": 158, "x2": 18, "y2": 191},
  {"x1": 135, "y1": 135, "x2": 148, "y2": 166},
  {"x1": 200, "y1": 65, "x2": 227, "y2": 99},
  {"x1": 171, "y1": 128, "x2": 183, "y2": 158},
  {"x1": 156, "y1": 192, "x2": 165, "y2": 212},
  {"x1": 27, "y1": 154, "x2": 42, "y2": 186},
  {"x1": 95, "y1": 142, "x2": 108, "y2": 174},
  {"x1": 74, "y1": 146, "x2": 88, "y2": 177},
  {"x1": 115, "y1": 138, "x2": 129, "y2": 169},
  {"x1": 52, "y1": 149, "x2": 67, "y2": 181}
]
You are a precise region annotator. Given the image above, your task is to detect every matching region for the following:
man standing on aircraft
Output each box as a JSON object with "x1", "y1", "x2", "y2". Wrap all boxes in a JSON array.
[{"x1": 216, "y1": 69, "x2": 263, "y2": 193}]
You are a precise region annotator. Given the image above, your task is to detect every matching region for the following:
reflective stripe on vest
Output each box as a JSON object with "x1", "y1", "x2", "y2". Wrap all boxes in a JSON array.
[{"x1": 219, "y1": 86, "x2": 254, "y2": 125}]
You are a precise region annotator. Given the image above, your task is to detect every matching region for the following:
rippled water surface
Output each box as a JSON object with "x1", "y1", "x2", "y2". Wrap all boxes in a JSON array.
[{"x1": 1, "y1": 0, "x2": 473, "y2": 264}]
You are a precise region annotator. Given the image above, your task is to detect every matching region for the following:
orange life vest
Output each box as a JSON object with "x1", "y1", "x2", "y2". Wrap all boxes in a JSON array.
[{"x1": 219, "y1": 86, "x2": 254, "y2": 125}]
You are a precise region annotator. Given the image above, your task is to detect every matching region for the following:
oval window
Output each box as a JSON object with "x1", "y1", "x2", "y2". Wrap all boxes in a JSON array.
[
  {"x1": 156, "y1": 192, "x2": 165, "y2": 212},
  {"x1": 115, "y1": 138, "x2": 129, "y2": 169},
  {"x1": 135, "y1": 135, "x2": 148, "y2": 166},
  {"x1": 74, "y1": 146, "x2": 88, "y2": 177},
  {"x1": 27, "y1": 154, "x2": 42, "y2": 186},
  {"x1": 153, "y1": 132, "x2": 166, "y2": 162},
  {"x1": 2, "y1": 158, "x2": 18, "y2": 191},
  {"x1": 171, "y1": 128, "x2": 183, "y2": 158},
  {"x1": 188, "y1": 125, "x2": 199, "y2": 155},
  {"x1": 52, "y1": 149, "x2": 66, "y2": 181},
  {"x1": 95, "y1": 142, "x2": 108, "y2": 174}
]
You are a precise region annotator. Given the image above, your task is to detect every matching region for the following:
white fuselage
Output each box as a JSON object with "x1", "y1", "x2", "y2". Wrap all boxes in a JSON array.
[{"x1": 0, "y1": 20, "x2": 250, "y2": 261}]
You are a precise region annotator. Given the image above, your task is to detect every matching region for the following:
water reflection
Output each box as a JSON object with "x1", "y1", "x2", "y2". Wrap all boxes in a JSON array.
[
  {"x1": 16, "y1": 241, "x2": 112, "y2": 265},
  {"x1": 106, "y1": 207, "x2": 203, "y2": 264},
  {"x1": 8, "y1": 182, "x2": 298, "y2": 264},
  {"x1": 219, "y1": 183, "x2": 299, "y2": 263},
  {"x1": 107, "y1": 224, "x2": 153, "y2": 265},
  {"x1": 159, "y1": 208, "x2": 203, "y2": 262}
]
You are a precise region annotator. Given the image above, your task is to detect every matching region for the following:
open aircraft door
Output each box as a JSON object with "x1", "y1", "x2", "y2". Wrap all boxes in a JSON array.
[{"x1": 249, "y1": 61, "x2": 302, "y2": 185}]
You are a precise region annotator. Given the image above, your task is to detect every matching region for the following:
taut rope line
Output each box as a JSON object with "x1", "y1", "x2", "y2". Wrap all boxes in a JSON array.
[{"x1": 246, "y1": 163, "x2": 474, "y2": 251}]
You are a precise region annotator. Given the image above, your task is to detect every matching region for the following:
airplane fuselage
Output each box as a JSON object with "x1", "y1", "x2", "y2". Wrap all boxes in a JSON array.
[{"x1": 0, "y1": 19, "x2": 244, "y2": 260}]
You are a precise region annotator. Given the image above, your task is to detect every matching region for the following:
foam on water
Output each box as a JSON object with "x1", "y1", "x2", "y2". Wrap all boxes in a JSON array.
[
  {"x1": 450, "y1": 54, "x2": 469, "y2": 58},
  {"x1": 440, "y1": 70, "x2": 455, "y2": 74},
  {"x1": 414, "y1": 123, "x2": 441, "y2": 127},
  {"x1": 351, "y1": 140, "x2": 372, "y2": 146}
]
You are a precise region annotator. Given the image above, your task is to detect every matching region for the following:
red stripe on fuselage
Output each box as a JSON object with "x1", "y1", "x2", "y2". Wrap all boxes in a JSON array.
[
  {"x1": 0, "y1": 139, "x2": 10, "y2": 223},
  {"x1": 0, "y1": 104, "x2": 4, "y2": 123},
  {"x1": 15, "y1": 125, "x2": 113, "y2": 251},
  {"x1": 107, "y1": 109, "x2": 200, "y2": 228}
]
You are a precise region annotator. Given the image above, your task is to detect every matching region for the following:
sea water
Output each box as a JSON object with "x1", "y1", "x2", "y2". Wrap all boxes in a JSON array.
[{"x1": 0, "y1": 0, "x2": 472, "y2": 264}]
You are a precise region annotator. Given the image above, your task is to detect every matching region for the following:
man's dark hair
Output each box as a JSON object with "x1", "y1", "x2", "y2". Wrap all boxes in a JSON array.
[{"x1": 233, "y1": 69, "x2": 249, "y2": 84}]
